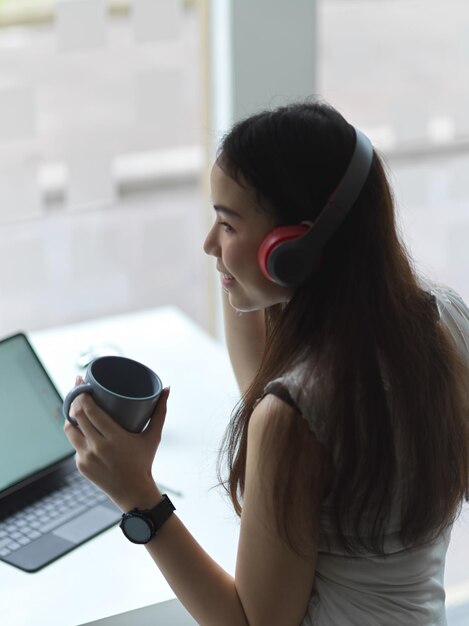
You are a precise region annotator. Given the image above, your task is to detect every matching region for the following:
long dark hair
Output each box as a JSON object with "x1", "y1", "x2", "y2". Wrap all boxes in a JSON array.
[{"x1": 217, "y1": 99, "x2": 469, "y2": 555}]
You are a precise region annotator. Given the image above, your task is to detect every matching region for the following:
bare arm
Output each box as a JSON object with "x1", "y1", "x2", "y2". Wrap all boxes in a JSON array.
[
  {"x1": 223, "y1": 291, "x2": 266, "y2": 395},
  {"x1": 123, "y1": 395, "x2": 321, "y2": 626},
  {"x1": 65, "y1": 391, "x2": 323, "y2": 626},
  {"x1": 127, "y1": 489, "x2": 250, "y2": 626}
]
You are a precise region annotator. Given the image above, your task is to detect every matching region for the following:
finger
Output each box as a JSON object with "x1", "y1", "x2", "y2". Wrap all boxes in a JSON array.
[
  {"x1": 76, "y1": 393, "x2": 122, "y2": 438},
  {"x1": 70, "y1": 394, "x2": 105, "y2": 436},
  {"x1": 72, "y1": 409, "x2": 104, "y2": 441},
  {"x1": 63, "y1": 417, "x2": 87, "y2": 450},
  {"x1": 145, "y1": 387, "x2": 170, "y2": 441}
]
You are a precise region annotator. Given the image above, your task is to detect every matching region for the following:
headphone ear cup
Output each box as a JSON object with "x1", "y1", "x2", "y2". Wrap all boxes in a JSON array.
[{"x1": 258, "y1": 224, "x2": 310, "y2": 284}]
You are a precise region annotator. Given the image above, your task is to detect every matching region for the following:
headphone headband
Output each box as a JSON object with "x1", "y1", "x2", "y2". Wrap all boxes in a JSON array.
[
  {"x1": 260, "y1": 127, "x2": 374, "y2": 287},
  {"x1": 328, "y1": 129, "x2": 375, "y2": 215}
]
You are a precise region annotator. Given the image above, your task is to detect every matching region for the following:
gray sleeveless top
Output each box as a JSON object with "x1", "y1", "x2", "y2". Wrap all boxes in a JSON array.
[{"x1": 261, "y1": 282, "x2": 469, "y2": 625}]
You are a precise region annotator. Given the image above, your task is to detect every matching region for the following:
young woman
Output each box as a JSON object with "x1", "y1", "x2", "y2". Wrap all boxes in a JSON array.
[{"x1": 64, "y1": 100, "x2": 469, "y2": 625}]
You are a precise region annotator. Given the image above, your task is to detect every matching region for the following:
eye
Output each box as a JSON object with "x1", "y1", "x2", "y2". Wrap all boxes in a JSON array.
[{"x1": 217, "y1": 221, "x2": 234, "y2": 233}]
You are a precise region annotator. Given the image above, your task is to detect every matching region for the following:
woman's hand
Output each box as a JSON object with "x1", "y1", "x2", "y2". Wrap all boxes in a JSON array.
[{"x1": 63, "y1": 378, "x2": 170, "y2": 511}]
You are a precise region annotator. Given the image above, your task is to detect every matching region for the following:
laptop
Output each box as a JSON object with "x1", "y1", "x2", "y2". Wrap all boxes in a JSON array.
[{"x1": 0, "y1": 332, "x2": 121, "y2": 572}]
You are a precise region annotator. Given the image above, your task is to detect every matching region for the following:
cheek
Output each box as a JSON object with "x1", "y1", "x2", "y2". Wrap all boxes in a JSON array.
[{"x1": 224, "y1": 240, "x2": 257, "y2": 273}]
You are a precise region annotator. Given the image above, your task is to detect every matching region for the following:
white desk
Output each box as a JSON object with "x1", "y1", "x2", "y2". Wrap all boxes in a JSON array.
[{"x1": 0, "y1": 307, "x2": 241, "y2": 626}]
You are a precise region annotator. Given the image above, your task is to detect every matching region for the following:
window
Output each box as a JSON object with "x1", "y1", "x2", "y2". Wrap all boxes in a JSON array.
[
  {"x1": 0, "y1": 0, "x2": 206, "y2": 336},
  {"x1": 318, "y1": 0, "x2": 469, "y2": 299}
]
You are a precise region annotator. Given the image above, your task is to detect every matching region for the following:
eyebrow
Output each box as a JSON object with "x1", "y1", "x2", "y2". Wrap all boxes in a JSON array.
[{"x1": 213, "y1": 204, "x2": 243, "y2": 219}]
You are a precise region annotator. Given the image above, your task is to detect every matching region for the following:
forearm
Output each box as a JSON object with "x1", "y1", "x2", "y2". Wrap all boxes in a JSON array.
[
  {"x1": 148, "y1": 512, "x2": 248, "y2": 626},
  {"x1": 116, "y1": 485, "x2": 249, "y2": 626},
  {"x1": 223, "y1": 291, "x2": 265, "y2": 395}
]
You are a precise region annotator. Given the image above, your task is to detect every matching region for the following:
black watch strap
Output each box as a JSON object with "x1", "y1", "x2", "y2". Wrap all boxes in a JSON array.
[{"x1": 147, "y1": 494, "x2": 175, "y2": 533}]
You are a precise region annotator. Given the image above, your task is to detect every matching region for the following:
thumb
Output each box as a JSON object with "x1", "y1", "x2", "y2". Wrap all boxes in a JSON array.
[{"x1": 146, "y1": 386, "x2": 170, "y2": 439}]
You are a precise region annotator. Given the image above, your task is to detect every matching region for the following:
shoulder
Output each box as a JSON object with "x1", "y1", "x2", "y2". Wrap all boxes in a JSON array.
[
  {"x1": 420, "y1": 278, "x2": 469, "y2": 323},
  {"x1": 253, "y1": 357, "x2": 329, "y2": 441},
  {"x1": 430, "y1": 283, "x2": 469, "y2": 357},
  {"x1": 248, "y1": 392, "x2": 301, "y2": 438},
  {"x1": 248, "y1": 393, "x2": 325, "y2": 468}
]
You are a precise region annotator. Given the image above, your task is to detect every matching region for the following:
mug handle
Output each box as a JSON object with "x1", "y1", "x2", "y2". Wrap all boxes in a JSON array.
[{"x1": 62, "y1": 382, "x2": 93, "y2": 425}]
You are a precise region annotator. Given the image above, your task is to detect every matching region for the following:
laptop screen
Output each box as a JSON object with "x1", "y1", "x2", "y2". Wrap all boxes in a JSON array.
[{"x1": 0, "y1": 333, "x2": 74, "y2": 493}]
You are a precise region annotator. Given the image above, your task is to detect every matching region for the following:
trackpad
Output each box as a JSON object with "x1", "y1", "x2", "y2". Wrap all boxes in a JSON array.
[{"x1": 53, "y1": 505, "x2": 120, "y2": 544}]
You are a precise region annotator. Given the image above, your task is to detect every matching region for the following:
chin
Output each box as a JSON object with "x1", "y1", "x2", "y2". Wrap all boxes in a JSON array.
[
  {"x1": 227, "y1": 293, "x2": 259, "y2": 313},
  {"x1": 228, "y1": 292, "x2": 288, "y2": 313}
]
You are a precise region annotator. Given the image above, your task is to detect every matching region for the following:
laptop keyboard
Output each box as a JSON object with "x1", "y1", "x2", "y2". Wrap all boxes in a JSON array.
[{"x1": 0, "y1": 472, "x2": 108, "y2": 558}]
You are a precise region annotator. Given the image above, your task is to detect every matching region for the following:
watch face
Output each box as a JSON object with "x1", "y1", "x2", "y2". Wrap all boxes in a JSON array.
[{"x1": 122, "y1": 514, "x2": 153, "y2": 544}]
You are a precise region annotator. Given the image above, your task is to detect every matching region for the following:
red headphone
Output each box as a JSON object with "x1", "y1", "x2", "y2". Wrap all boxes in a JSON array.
[
  {"x1": 257, "y1": 128, "x2": 374, "y2": 288},
  {"x1": 258, "y1": 224, "x2": 312, "y2": 282}
]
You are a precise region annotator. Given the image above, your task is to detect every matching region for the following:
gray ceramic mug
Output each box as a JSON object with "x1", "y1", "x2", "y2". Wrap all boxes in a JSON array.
[{"x1": 63, "y1": 355, "x2": 163, "y2": 433}]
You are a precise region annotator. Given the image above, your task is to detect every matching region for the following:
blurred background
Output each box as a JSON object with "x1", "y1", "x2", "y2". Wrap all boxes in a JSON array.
[{"x1": 0, "y1": 0, "x2": 467, "y2": 338}]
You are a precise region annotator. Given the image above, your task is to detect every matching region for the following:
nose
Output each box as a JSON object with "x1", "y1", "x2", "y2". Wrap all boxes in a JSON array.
[{"x1": 203, "y1": 222, "x2": 220, "y2": 257}]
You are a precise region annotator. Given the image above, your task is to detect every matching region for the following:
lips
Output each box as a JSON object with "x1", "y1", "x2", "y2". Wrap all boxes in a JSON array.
[
  {"x1": 217, "y1": 266, "x2": 235, "y2": 290},
  {"x1": 217, "y1": 266, "x2": 234, "y2": 280}
]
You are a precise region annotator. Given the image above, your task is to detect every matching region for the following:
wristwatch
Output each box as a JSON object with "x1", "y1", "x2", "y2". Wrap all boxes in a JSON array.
[{"x1": 119, "y1": 494, "x2": 175, "y2": 544}]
